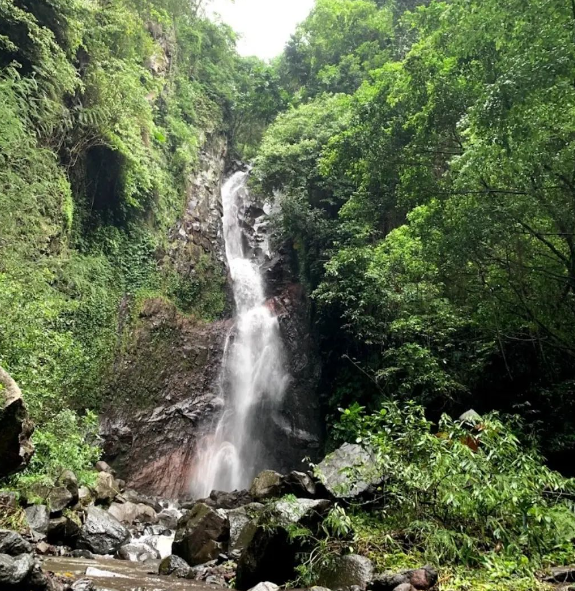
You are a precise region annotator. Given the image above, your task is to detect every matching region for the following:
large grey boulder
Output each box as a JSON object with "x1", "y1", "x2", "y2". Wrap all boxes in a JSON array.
[
  {"x1": 158, "y1": 554, "x2": 192, "y2": 578},
  {"x1": 0, "y1": 530, "x2": 32, "y2": 556},
  {"x1": 0, "y1": 553, "x2": 35, "y2": 586},
  {"x1": 227, "y1": 503, "x2": 263, "y2": 553},
  {"x1": 249, "y1": 471, "x2": 283, "y2": 500},
  {"x1": 47, "y1": 515, "x2": 81, "y2": 546},
  {"x1": 281, "y1": 471, "x2": 317, "y2": 498},
  {"x1": 318, "y1": 555, "x2": 374, "y2": 590},
  {"x1": 94, "y1": 472, "x2": 120, "y2": 505},
  {"x1": 25, "y1": 505, "x2": 49, "y2": 539},
  {"x1": 56, "y1": 470, "x2": 79, "y2": 502},
  {"x1": 46, "y1": 487, "x2": 74, "y2": 514},
  {"x1": 108, "y1": 501, "x2": 157, "y2": 525},
  {"x1": 77, "y1": 506, "x2": 130, "y2": 555},
  {"x1": 316, "y1": 443, "x2": 382, "y2": 499},
  {"x1": 172, "y1": 503, "x2": 229, "y2": 566},
  {"x1": 236, "y1": 498, "x2": 331, "y2": 590},
  {"x1": 0, "y1": 365, "x2": 34, "y2": 478},
  {"x1": 117, "y1": 541, "x2": 159, "y2": 562}
]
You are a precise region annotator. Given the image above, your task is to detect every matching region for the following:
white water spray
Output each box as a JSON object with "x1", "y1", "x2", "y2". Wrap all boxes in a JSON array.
[{"x1": 190, "y1": 171, "x2": 289, "y2": 498}]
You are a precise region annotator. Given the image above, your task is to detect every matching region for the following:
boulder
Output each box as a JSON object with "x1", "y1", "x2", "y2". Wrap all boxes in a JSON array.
[
  {"x1": 0, "y1": 530, "x2": 32, "y2": 556},
  {"x1": 543, "y1": 566, "x2": 575, "y2": 583},
  {"x1": 227, "y1": 503, "x2": 263, "y2": 553},
  {"x1": 316, "y1": 443, "x2": 382, "y2": 499},
  {"x1": 248, "y1": 583, "x2": 280, "y2": 591},
  {"x1": 249, "y1": 471, "x2": 283, "y2": 500},
  {"x1": 236, "y1": 498, "x2": 330, "y2": 590},
  {"x1": 56, "y1": 470, "x2": 79, "y2": 502},
  {"x1": 119, "y1": 489, "x2": 163, "y2": 513},
  {"x1": 0, "y1": 553, "x2": 35, "y2": 586},
  {"x1": 108, "y1": 501, "x2": 157, "y2": 525},
  {"x1": 47, "y1": 515, "x2": 81, "y2": 546},
  {"x1": 281, "y1": 471, "x2": 317, "y2": 498},
  {"x1": 78, "y1": 487, "x2": 94, "y2": 507},
  {"x1": 0, "y1": 365, "x2": 34, "y2": 478},
  {"x1": 95, "y1": 461, "x2": 115, "y2": 475},
  {"x1": 158, "y1": 554, "x2": 192, "y2": 578},
  {"x1": 94, "y1": 472, "x2": 119, "y2": 505},
  {"x1": 46, "y1": 487, "x2": 74, "y2": 515},
  {"x1": 271, "y1": 498, "x2": 331, "y2": 528},
  {"x1": 77, "y1": 506, "x2": 130, "y2": 555},
  {"x1": 370, "y1": 566, "x2": 438, "y2": 591},
  {"x1": 117, "y1": 541, "x2": 159, "y2": 562},
  {"x1": 235, "y1": 526, "x2": 295, "y2": 590},
  {"x1": 172, "y1": 503, "x2": 229, "y2": 566},
  {"x1": 157, "y1": 507, "x2": 182, "y2": 530},
  {"x1": 318, "y1": 555, "x2": 375, "y2": 590},
  {"x1": 203, "y1": 489, "x2": 254, "y2": 510},
  {"x1": 25, "y1": 505, "x2": 50, "y2": 538}
]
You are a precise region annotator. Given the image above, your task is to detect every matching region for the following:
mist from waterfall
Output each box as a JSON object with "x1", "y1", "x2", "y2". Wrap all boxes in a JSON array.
[{"x1": 190, "y1": 171, "x2": 289, "y2": 498}]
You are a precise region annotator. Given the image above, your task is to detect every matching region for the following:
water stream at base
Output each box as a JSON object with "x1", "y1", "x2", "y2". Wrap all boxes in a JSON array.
[{"x1": 190, "y1": 171, "x2": 289, "y2": 498}]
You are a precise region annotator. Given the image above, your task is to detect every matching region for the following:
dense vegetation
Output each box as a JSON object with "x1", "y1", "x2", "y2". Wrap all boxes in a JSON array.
[
  {"x1": 255, "y1": 0, "x2": 575, "y2": 467},
  {"x1": 2, "y1": 0, "x2": 575, "y2": 588},
  {"x1": 0, "y1": 0, "x2": 270, "y2": 487},
  {"x1": 252, "y1": 0, "x2": 575, "y2": 587}
]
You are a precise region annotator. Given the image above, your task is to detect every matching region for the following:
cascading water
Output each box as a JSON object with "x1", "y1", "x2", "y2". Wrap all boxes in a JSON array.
[{"x1": 190, "y1": 171, "x2": 289, "y2": 498}]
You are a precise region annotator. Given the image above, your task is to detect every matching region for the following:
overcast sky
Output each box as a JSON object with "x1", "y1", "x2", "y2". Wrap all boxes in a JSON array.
[{"x1": 209, "y1": 0, "x2": 315, "y2": 60}]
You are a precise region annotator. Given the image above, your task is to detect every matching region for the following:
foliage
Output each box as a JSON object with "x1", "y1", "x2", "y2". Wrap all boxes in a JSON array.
[
  {"x1": 13, "y1": 410, "x2": 101, "y2": 490},
  {"x1": 335, "y1": 402, "x2": 575, "y2": 569},
  {"x1": 0, "y1": 0, "x2": 246, "y2": 485},
  {"x1": 255, "y1": 0, "x2": 575, "y2": 461}
]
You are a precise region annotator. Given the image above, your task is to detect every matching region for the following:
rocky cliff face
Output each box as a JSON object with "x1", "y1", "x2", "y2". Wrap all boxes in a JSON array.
[{"x1": 101, "y1": 149, "x2": 323, "y2": 499}]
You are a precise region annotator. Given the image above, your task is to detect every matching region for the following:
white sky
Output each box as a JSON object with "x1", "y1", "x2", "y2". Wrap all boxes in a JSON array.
[{"x1": 208, "y1": 0, "x2": 315, "y2": 60}]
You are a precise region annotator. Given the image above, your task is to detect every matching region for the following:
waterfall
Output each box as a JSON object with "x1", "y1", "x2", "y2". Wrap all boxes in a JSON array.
[{"x1": 190, "y1": 171, "x2": 289, "y2": 498}]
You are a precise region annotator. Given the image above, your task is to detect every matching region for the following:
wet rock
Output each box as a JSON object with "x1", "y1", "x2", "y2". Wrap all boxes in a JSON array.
[
  {"x1": 227, "y1": 503, "x2": 263, "y2": 553},
  {"x1": 108, "y1": 501, "x2": 157, "y2": 525},
  {"x1": 56, "y1": 470, "x2": 79, "y2": 503},
  {"x1": 70, "y1": 549, "x2": 94, "y2": 559},
  {"x1": 47, "y1": 515, "x2": 81, "y2": 546},
  {"x1": 394, "y1": 585, "x2": 416, "y2": 591},
  {"x1": 25, "y1": 505, "x2": 50, "y2": 538},
  {"x1": 120, "y1": 489, "x2": 163, "y2": 513},
  {"x1": 157, "y1": 507, "x2": 181, "y2": 529},
  {"x1": 158, "y1": 554, "x2": 192, "y2": 578},
  {"x1": 370, "y1": 565, "x2": 438, "y2": 591},
  {"x1": 0, "y1": 365, "x2": 34, "y2": 478},
  {"x1": 318, "y1": 555, "x2": 374, "y2": 590},
  {"x1": 543, "y1": 566, "x2": 575, "y2": 583},
  {"x1": 117, "y1": 541, "x2": 159, "y2": 562},
  {"x1": 316, "y1": 443, "x2": 383, "y2": 499},
  {"x1": 71, "y1": 580, "x2": 97, "y2": 591},
  {"x1": 94, "y1": 472, "x2": 119, "y2": 505},
  {"x1": 77, "y1": 487, "x2": 94, "y2": 507},
  {"x1": 272, "y1": 497, "x2": 331, "y2": 527},
  {"x1": 35, "y1": 541, "x2": 53, "y2": 555},
  {"x1": 0, "y1": 529, "x2": 33, "y2": 555},
  {"x1": 310, "y1": 587, "x2": 332, "y2": 591},
  {"x1": 0, "y1": 552, "x2": 35, "y2": 585},
  {"x1": 173, "y1": 503, "x2": 229, "y2": 566},
  {"x1": 47, "y1": 487, "x2": 74, "y2": 515},
  {"x1": 248, "y1": 582, "x2": 280, "y2": 591},
  {"x1": 235, "y1": 526, "x2": 295, "y2": 590},
  {"x1": 249, "y1": 471, "x2": 283, "y2": 500},
  {"x1": 203, "y1": 489, "x2": 254, "y2": 510},
  {"x1": 281, "y1": 471, "x2": 317, "y2": 498},
  {"x1": 95, "y1": 461, "x2": 115, "y2": 475},
  {"x1": 77, "y1": 506, "x2": 130, "y2": 555}
]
